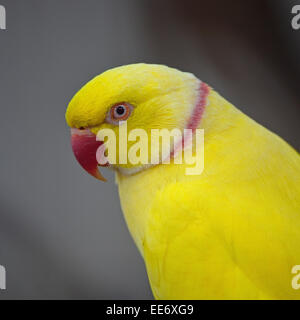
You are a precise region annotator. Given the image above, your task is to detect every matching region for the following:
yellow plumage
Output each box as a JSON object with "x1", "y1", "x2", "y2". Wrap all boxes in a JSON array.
[{"x1": 66, "y1": 64, "x2": 300, "y2": 299}]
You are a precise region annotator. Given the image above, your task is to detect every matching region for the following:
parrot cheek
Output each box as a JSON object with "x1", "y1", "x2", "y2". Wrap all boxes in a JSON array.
[{"x1": 70, "y1": 128, "x2": 107, "y2": 181}]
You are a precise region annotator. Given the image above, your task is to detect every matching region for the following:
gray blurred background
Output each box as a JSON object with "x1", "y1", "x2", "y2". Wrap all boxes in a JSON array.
[{"x1": 0, "y1": 0, "x2": 299, "y2": 299}]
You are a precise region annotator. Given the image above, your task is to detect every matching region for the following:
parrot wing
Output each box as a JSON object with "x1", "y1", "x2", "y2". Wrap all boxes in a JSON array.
[{"x1": 143, "y1": 174, "x2": 300, "y2": 300}]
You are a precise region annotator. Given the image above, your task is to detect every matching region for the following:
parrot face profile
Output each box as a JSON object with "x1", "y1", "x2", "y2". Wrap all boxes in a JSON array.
[
  {"x1": 66, "y1": 63, "x2": 300, "y2": 300},
  {"x1": 66, "y1": 64, "x2": 203, "y2": 179}
]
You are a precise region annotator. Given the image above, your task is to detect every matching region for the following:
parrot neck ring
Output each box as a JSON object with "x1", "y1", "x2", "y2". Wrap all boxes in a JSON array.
[{"x1": 168, "y1": 81, "x2": 210, "y2": 160}]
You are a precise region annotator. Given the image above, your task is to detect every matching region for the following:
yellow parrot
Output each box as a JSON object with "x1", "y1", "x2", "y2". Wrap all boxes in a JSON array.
[{"x1": 65, "y1": 64, "x2": 300, "y2": 300}]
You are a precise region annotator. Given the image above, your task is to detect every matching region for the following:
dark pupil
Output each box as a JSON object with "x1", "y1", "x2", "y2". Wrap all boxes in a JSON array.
[{"x1": 116, "y1": 105, "x2": 125, "y2": 115}]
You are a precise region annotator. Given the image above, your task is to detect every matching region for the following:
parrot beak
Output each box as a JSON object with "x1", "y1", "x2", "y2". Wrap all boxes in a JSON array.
[{"x1": 70, "y1": 128, "x2": 107, "y2": 181}]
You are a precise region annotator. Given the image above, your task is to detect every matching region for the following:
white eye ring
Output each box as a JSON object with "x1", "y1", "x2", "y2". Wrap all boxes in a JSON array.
[{"x1": 106, "y1": 102, "x2": 133, "y2": 124}]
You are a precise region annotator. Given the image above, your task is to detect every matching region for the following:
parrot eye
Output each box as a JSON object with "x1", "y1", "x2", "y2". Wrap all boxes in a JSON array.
[
  {"x1": 115, "y1": 105, "x2": 126, "y2": 116},
  {"x1": 107, "y1": 102, "x2": 133, "y2": 124}
]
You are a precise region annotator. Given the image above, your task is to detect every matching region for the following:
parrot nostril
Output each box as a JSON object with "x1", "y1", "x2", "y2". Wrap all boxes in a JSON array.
[{"x1": 79, "y1": 127, "x2": 85, "y2": 130}]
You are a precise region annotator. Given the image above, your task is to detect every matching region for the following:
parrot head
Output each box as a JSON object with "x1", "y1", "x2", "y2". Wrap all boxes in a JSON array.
[{"x1": 65, "y1": 63, "x2": 207, "y2": 180}]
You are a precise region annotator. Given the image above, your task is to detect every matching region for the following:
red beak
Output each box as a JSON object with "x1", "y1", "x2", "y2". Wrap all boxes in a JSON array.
[{"x1": 70, "y1": 128, "x2": 107, "y2": 181}]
